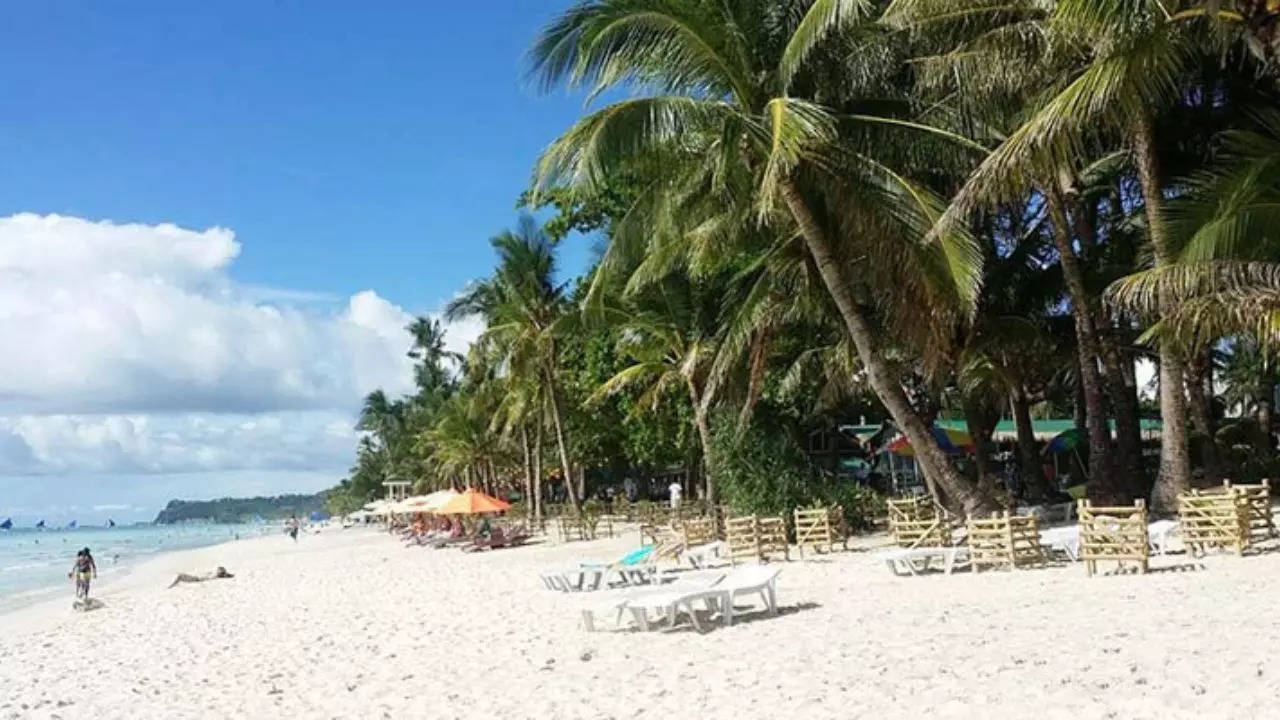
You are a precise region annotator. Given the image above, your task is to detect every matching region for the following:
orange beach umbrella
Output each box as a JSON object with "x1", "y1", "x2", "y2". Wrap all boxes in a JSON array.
[{"x1": 434, "y1": 488, "x2": 511, "y2": 515}]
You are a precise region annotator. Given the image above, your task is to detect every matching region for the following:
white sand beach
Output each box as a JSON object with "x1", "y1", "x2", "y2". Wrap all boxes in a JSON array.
[{"x1": 2, "y1": 526, "x2": 1279, "y2": 720}]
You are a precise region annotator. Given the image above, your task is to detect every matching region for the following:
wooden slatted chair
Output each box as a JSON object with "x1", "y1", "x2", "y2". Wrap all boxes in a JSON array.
[
  {"x1": 725, "y1": 514, "x2": 790, "y2": 565},
  {"x1": 679, "y1": 516, "x2": 717, "y2": 548},
  {"x1": 725, "y1": 515, "x2": 760, "y2": 566},
  {"x1": 887, "y1": 495, "x2": 954, "y2": 549},
  {"x1": 1178, "y1": 489, "x2": 1250, "y2": 556},
  {"x1": 966, "y1": 512, "x2": 1044, "y2": 572},
  {"x1": 793, "y1": 506, "x2": 849, "y2": 559},
  {"x1": 1222, "y1": 480, "x2": 1274, "y2": 544},
  {"x1": 1078, "y1": 499, "x2": 1148, "y2": 576},
  {"x1": 757, "y1": 515, "x2": 790, "y2": 563}
]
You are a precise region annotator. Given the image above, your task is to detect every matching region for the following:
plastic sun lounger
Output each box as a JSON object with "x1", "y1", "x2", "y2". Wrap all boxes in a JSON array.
[
  {"x1": 622, "y1": 566, "x2": 783, "y2": 632},
  {"x1": 581, "y1": 571, "x2": 727, "y2": 632},
  {"x1": 883, "y1": 546, "x2": 970, "y2": 576},
  {"x1": 1147, "y1": 520, "x2": 1179, "y2": 555},
  {"x1": 546, "y1": 546, "x2": 660, "y2": 593},
  {"x1": 1039, "y1": 525, "x2": 1081, "y2": 561},
  {"x1": 683, "y1": 540, "x2": 727, "y2": 569}
]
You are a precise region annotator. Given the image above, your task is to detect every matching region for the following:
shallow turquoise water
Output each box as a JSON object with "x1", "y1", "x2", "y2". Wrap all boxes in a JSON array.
[{"x1": 0, "y1": 524, "x2": 272, "y2": 612}]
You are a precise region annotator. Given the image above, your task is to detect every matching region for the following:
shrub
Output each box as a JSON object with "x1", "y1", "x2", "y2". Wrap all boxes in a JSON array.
[{"x1": 709, "y1": 410, "x2": 883, "y2": 531}]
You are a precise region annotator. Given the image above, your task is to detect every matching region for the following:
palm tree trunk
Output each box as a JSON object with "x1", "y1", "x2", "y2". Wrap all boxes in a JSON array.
[
  {"x1": 1132, "y1": 112, "x2": 1193, "y2": 514},
  {"x1": 1100, "y1": 342, "x2": 1148, "y2": 498},
  {"x1": 1011, "y1": 385, "x2": 1047, "y2": 501},
  {"x1": 779, "y1": 177, "x2": 997, "y2": 516},
  {"x1": 533, "y1": 411, "x2": 544, "y2": 523},
  {"x1": 544, "y1": 372, "x2": 582, "y2": 516},
  {"x1": 1185, "y1": 349, "x2": 1220, "y2": 481},
  {"x1": 520, "y1": 425, "x2": 534, "y2": 522},
  {"x1": 962, "y1": 398, "x2": 997, "y2": 500},
  {"x1": 1260, "y1": 371, "x2": 1275, "y2": 455},
  {"x1": 1045, "y1": 187, "x2": 1118, "y2": 501},
  {"x1": 685, "y1": 378, "x2": 718, "y2": 513}
]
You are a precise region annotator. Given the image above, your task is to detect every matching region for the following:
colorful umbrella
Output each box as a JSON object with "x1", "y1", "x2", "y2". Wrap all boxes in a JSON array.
[
  {"x1": 434, "y1": 488, "x2": 512, "y2": 515},
  {"x1": 886, "y1": 426, "x2": 975, "y2": 457},
  {"x1": 1042, "y1": 428, "x2": 1080, "y2": 455}
]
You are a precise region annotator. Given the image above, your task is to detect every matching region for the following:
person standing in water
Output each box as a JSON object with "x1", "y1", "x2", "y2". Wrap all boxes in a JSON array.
[
  {"x1": 286, "y1": 515, "x2": 299, "y2": 542},
  {"x1": 69, "y1": 548, "x2": 97, "y2": 601}
]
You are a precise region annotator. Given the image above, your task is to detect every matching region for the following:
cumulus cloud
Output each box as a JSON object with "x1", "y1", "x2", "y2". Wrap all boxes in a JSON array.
[
  {"x1": 0, "y1": 411, "x2": 358, "y2": 476},
  {"x1": 0, "y1": 213, "x2": 427, "y2": 414},
  {"x1": 0, "y1": 213, "x2": 482, "y2": 516}
]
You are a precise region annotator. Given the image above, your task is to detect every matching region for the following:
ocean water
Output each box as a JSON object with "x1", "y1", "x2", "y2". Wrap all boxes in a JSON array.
[{"x1": 0, "y1": 524, "x2": 272, "y2": 613}]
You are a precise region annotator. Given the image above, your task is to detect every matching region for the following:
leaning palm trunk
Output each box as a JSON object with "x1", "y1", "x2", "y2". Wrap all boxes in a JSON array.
[
  {"x1": 1132, "y1": 113, "x2": 1193, "y2": 513},
  {"x1": 545, "y1": 372, "x2": 582, "y2": 516},
  {"x1": 780, "y1": 178, "x2": 997, "y2": 517},
  {"x1": 686, "y1": 377, "x2": 717, "y2": 514},
  {"x1": 1045, "y1": 187, "x2": 1118, "y2": 501}
]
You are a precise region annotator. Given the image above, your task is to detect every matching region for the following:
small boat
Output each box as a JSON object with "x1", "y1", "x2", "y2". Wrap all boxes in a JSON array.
[
  {"x1": 107, "y1": 519, "x2": 116, "y2": 528},
  {"x1": 66, "y1": 520, "x2": 77, "y2": 530},
  {"x1": 0, "y1": 518, "x2": 11, "y2": 530},
  {"x1": 35, "y1": 519, "x2": 45, "y2": 530}
]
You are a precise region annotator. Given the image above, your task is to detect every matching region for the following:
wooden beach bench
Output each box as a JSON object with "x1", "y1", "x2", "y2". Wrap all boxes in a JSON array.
[
  {"x1": 967, "y1": 512, "x2": 1045, "y2": 572},
  {"x1": 1178, "y1": 488, "x2": 1250, "y2": 556},
  {"x1": 793, "y1": 506, "x2": 848, "y2": 559},
  {"x1": 1078, "y1": 499, "x2": 1149, "y2": 576}
]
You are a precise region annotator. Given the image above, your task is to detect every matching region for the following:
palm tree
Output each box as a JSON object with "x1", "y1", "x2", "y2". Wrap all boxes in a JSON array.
[
  {"x1": 591, "y1": 275, "x2": 726, "y2": 509},
  {"x1": 897, "y1": 0, "x2": 1220, "y2": 510},
  {"x1": 529, "y1": 0, "x2": 999, "y2": 516},
  {"x1": 447, "y1": 217, "x2": 584, "y2": 515}
]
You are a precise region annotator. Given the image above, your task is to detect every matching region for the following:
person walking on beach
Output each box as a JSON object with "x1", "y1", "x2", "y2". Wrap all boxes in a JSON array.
[
  {"x1": 286, "y1": 515, "x2": 299, "y2": 542},
  {"x1": 69, "y1": 547, "x2": 97, "y2": 601},
  {"x1": 667, "y1": 479, "x2": 682, "y2": 511}
]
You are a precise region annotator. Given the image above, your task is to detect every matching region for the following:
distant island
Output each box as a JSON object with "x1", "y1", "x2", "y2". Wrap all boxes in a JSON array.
[{"x1": 153, "y1": 493, "x2": 326, "y2": 525}]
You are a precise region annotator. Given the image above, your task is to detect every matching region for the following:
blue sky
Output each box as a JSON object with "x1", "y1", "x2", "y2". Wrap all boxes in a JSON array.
[
  {"x1": 0, "y1": 0, "x2": 595, "y2": 309},
  {"x1": 0, "y1": 2, "x2": 607, "y2": 523}
]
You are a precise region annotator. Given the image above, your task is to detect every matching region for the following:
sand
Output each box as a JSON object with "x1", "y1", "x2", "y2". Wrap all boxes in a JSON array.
[{"x1": 2, "y1": 524, "x2": 1279, "y2": 719}]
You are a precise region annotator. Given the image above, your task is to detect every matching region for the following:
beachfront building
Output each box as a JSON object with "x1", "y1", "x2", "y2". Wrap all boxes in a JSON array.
[{"x1": 382, "y1": 480, "x2": 411, "y2": 503}]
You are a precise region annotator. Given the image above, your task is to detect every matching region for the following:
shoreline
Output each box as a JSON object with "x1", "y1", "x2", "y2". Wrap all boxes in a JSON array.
[
  {"x1": 0, "y1": 527, "x2": 286, "y2": 633},
  {"x1": 5, "y1": 526, "x2": 1280, "y2": 718}
]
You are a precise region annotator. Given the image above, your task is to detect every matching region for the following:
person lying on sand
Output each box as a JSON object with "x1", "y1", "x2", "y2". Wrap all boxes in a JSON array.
[{"x1": 167, "y1": 566, "x2": 235, "y2": 588}]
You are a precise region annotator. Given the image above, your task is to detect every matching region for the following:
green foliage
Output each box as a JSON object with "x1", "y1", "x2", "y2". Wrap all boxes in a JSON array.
[
  {"x1": 154, "y1": 494, "x2": 325, "y2": 525},
  {"x1": 709, "y1": 407, "x2": 882, "y2": 530}
]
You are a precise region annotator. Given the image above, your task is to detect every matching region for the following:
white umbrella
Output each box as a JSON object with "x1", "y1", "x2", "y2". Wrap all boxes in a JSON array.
[
  {"x1": 420, "y1": 489, "x2": 459, "y2": 511},
  {"x1": 393, "y1": 490, "x2": 459, "y2": 514},
  {"x1": 363, "y1": 500, "x2": 390, "y2": 512}
]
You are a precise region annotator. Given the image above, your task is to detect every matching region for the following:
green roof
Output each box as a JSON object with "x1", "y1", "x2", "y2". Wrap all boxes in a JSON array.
[{"x1": 936, "y1": 418, "x2": 1162, "y2": 439}]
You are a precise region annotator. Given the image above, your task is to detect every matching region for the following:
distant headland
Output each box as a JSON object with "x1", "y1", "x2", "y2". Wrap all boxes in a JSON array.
[{"x1": 152, "y1": 493, "x2": 326, "y2": 525}]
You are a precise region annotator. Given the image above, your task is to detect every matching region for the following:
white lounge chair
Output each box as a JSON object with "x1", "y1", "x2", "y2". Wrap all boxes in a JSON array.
[
  {"x1": 1147, "y1": 519, "x2": 1179, "y2": 555},
  {"x1": 883, "y1": 546, "x2": 970, "y2": 575},
  {"x1": 1039, "y1": 525, "x2": 1081, "y2": 561},
  {"x1": 620, "y1": 566, "x2": 783, "y2": 632},
  {"x1": 704, "y1": 565, "x2": 781, "y2": 627},
  {"x1": 581, "y1": 571, "x2": 726, "y2": 632},
  {"x1": 682, "y1": 540, "x2": 727, "y2": 569}
]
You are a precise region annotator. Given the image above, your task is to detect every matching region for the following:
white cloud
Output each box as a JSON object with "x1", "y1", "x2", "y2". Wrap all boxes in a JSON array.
[
  {"x1": 0, "y1": 213, "x2": 424, "y2": 414},
  {"x1": 0, "y1": 411, "x2": 357, "y2": 476},
  {"x1": 0, "y1": 213, "x2": 481, "y2": 516}
]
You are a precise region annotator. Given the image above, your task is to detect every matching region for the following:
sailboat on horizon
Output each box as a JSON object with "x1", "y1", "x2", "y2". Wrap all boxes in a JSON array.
[
  {"x1": 107, "y1": 518, "x2": 116, "y2": 528},
  {"x1": 66, "y1": 520, "x2": 77, "y2": 530},
  {"x1": 35, "y1": 519, "x2": 45, "y2": 530},
  {"x1": 0, "y1": 518, "x2": 11, "y2": 530}
]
